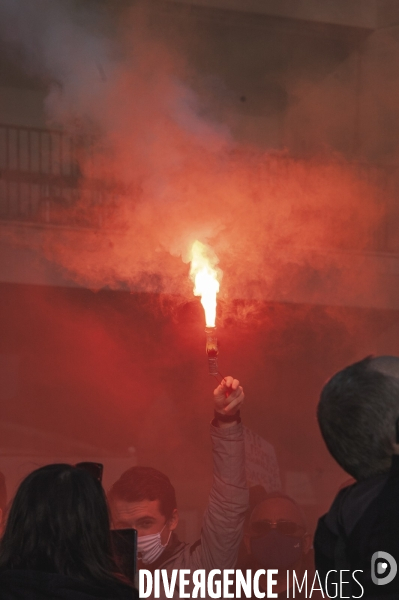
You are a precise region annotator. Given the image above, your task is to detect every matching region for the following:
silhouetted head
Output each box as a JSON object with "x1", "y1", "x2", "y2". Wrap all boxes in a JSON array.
[
  {"x1": 318, "y1": 355, "x2": 399, "y2": 480},
  {"x1": 0, "y1": 464, "x2": 124, "y2": 587},
  {"x1": 108, "y1": 466, "x2": 178, "y2": 561}
]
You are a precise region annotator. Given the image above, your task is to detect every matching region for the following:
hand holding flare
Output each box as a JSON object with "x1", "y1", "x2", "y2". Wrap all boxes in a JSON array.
[{"x1": 214, "y1": 376, "x2": 244, "y2": 416}]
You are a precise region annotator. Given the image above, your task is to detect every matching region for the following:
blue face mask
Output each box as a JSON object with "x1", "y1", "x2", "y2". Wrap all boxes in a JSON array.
[{"x1": 250, "y1": 530, "x2": 303, "y2": 569}]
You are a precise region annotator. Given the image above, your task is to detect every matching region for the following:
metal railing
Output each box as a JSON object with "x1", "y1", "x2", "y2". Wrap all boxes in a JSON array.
[
  {"x1": 1, "y1": 123, "x2": 399, "y2": 254},
  {"x1": 0, "y1": 123, "x2": 117, "y2": 227}
]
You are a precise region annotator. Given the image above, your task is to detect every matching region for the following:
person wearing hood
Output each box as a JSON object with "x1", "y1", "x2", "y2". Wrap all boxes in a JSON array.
[
  {"x1": 237, "y1": 487, "x2": 320, "y2": 599},
  {"x1": 0, "y1": 463, "x2": 137, "y2": 600},
  {"x1": 315, "y1": 355, "x2": 399, "y2": 599}
]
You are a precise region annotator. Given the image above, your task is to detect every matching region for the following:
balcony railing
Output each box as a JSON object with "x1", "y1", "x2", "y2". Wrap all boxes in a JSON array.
[
  {"x1": 0, "y1": 123, "x2": 119, "y2": 228},
  {"x1": 1, "y1": 122, "x2": 399, "y2": 254}
]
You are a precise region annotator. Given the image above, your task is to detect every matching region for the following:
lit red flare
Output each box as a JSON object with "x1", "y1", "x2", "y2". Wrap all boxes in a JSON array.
[
  {"x1": 189, "y1": 241, "x2": 222, "y2": 377},
  {"x1": 189, "y1": 240, "x2": 220, "y2": 327}
]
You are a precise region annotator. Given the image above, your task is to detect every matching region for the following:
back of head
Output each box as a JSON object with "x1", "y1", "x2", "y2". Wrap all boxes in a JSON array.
[
  {"x1": 0, "y1": 464, "x2": 120, "y2": 585},
  {"x1": 108, "y1": 466, "x2": 177, "y2": 519},
  {"x1": 318, "y1": 356, "x2": 399, "y2": 481}
]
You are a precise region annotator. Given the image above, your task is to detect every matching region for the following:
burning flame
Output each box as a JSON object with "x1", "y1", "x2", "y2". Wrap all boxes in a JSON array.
[{"x1": 189, "y1": 241, "x2": 221, "y2": 328}]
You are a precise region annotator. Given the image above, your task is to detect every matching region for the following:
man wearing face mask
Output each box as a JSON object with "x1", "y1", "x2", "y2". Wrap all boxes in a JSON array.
[
  {"x1": 108, "y1": 376, "x2": 248, "y2": 597},
  {"x1": 237, "y1": 488, "x2": 321, "y2": 599}
]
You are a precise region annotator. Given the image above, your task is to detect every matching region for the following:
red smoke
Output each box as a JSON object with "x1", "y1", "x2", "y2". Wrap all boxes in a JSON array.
[
  {"x1": 0, "y1": 2, "x2": 386, "y2": 312},
  {"x1": 2, "y1": 1, "x2": 399, "y2": 534}
]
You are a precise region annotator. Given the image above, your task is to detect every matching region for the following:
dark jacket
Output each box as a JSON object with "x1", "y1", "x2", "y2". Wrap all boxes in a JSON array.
[
  {"x1": 314, "y1": 455, "x2": 399, "y2": 598},
  {"x1": 0, "y1": 569, "x2": 137, "y2": 600}
]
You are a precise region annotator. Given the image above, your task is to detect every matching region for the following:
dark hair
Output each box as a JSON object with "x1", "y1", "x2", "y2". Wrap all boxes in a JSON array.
[
  {"x1": 0, "y1": 471, "x2": 6, "y2": 518},
  {"x1": 108, "y1": 467, "x2": 177, "y2": 519},
  {"x1": 317, "y1": 356, "x2": 399, "y2": 480},
  {"x1": 0, "y1": 464, "x2": 128, "y2": 588}
]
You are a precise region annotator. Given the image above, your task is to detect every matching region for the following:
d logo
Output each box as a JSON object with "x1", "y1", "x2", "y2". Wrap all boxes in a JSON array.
[{"x1": 371, "y1": 551, "x2": 397, "y2": 586}]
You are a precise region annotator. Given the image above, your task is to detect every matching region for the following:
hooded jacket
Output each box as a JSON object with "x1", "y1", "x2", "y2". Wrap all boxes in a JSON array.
[
  {"x1": 137, "y1": 422, "x2": 249, "y2": 599},
  {"x1": 314, "y1": 455, "x2": 399, "y2": 599},
  {"x1": 0, "y1": 569, "x2": 137, "y2": 600}
]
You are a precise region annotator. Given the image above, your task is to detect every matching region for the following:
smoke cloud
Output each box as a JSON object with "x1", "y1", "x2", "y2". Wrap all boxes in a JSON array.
[
  {"x1": 0, "y1": 0, "x2": 391, "y2": 312},
  {"x1": 2, "y1": 2, "x2": 399, "y2": 532}
]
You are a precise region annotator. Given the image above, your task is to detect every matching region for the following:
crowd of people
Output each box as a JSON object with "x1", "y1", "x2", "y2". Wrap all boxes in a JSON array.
[{"x1": 0, "y1": 358, "x2": 399, "y2": 599}]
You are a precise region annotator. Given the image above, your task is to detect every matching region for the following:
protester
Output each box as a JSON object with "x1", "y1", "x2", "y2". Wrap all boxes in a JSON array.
[
  {"x1": 0, "y1": 464, "x2": 137, "y2": 600},
  {"x1": 108, "y1": 376, "x2": 248, "y2": 597},
  {"x1": 236, "y1": 486, "x2": 320, "y2": 599},
  {"x1": 315, "y1": 355, "x2": 399, "y2": 598}
]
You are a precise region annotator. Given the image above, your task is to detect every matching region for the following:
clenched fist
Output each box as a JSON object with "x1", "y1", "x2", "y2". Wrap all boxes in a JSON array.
[{"x1": 214, "y1": 376, "x2": 244, "y2": 417}]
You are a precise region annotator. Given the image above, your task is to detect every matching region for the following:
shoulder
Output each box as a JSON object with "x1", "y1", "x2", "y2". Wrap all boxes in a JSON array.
[{"x1": 158, "y1": 539, "x2": 202, "y2": 570}]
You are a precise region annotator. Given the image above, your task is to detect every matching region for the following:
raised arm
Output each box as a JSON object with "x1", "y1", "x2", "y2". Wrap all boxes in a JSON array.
[{"x1": 190, "y1": 376, "x2": 249, "y2": 571}]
